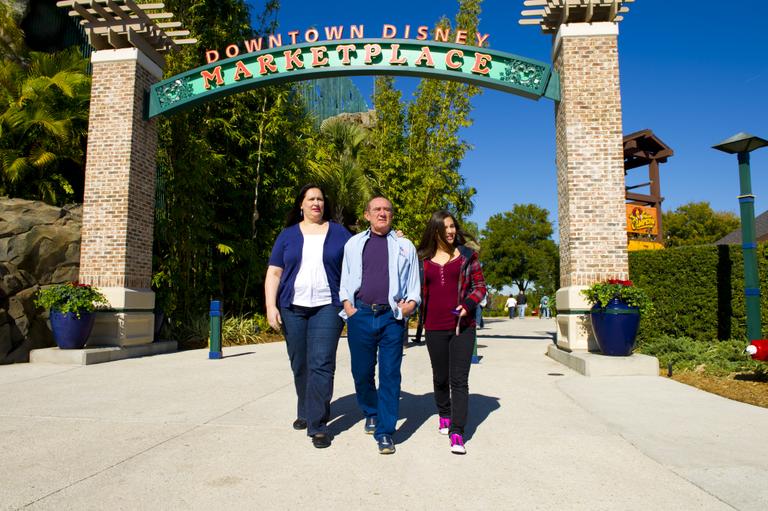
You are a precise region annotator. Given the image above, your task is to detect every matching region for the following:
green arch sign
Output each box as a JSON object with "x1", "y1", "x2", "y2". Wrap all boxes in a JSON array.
[{"x1": 147, "y1": 39, "x2": 560, "y2": 119}]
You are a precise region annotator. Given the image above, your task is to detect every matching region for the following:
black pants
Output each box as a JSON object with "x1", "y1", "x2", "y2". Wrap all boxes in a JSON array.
[{"x1": 425, "y1": 327, "x2": 475, "y2": 435}]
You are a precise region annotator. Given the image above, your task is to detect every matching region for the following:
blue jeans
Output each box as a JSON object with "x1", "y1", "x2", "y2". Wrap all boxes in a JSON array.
[
  {"x1": 280, "y1": 304, "x2": 344, "y2": 436},
  {"x1": 517, "y1": 304, "x2": 527, "y2": 318},
  {"x1": 346, "y1": 300, "x2": 405, "y2": 440},
  {"x1": 540, "y1": 306, "x2": 550, "y2": 318}
]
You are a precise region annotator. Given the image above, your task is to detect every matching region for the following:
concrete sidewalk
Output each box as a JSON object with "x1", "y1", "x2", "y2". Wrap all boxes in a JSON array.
[{"x1": 1, "y1": 317, "x2": 766, "y2": 510}]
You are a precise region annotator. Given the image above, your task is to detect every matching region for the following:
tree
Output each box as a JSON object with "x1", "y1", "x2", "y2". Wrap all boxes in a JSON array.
[
  {"x1": 358, "y1": 0, "x2": 482, "y2": 239},
  {"x1": 308, "y1": 118, "x2": 370, "y2": 229},
  {"x1": 154, "y1": 0, "x2": 316, "y2": 321},
  {"x1": 480, "y1": 204, "x2": 559, "y2": 293},
  {"x1": 0, "y1": 47, "x2": 90, "y2": 204},
  {"x1": 663, "y1": 202, "x2": 740, "y2": 247}
]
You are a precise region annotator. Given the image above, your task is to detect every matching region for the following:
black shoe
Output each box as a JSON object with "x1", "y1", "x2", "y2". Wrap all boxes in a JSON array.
[
  {"x1": 364, "y1": 416, "x2": 376, "y2": 435},
  {"x1": 377, "y1": 434, "x2": 395, "y2": 454},
  {"x1": 292, "y1": 418, "x2": 307, "y2": 430},
  {"x1": 311, "y1": 433, "x2": 332, "y2": 449}
]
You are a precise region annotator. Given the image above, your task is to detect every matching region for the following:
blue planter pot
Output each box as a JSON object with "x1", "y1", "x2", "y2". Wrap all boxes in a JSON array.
[
  {"x1": 49, "y1": 311, "x2": 96, "y2": 349},
  {"x1": 589, "y1": 299, "x2": 640, "y2": 356}
]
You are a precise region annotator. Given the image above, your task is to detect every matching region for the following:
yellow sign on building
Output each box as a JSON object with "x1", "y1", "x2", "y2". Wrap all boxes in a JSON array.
[
  {"x1": 628, "y1": 239, "x2": 664, "y2": 251},
  {"x1": 626, "y1": 205, "x2": 659, "y2": 235}
]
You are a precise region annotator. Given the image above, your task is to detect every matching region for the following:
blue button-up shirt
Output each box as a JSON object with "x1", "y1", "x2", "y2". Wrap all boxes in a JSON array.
[{"x1": 339, "y1": 228, "x2": 421, "y2": 320}]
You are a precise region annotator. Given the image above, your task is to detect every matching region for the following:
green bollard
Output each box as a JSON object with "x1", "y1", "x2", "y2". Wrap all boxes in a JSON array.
[{"x1": 209, "y1": 300, "x2": 222, "y2": 359}]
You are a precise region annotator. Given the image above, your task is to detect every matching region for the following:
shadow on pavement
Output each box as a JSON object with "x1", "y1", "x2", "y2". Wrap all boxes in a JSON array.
[
  {"x1": 464, "y1": 394, "x2": 501, "y2": 441},
  {"x1": 327, "y1": 391, "x2": 501, "y2": 444},
  {"x1": 328, "y1": 393, "x2": 363, "y2": 437}
]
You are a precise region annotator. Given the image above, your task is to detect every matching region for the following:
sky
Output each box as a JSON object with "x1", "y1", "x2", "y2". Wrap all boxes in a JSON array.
[{"x1": 245, "y1": 0, "x2": 768, "y2": 237}]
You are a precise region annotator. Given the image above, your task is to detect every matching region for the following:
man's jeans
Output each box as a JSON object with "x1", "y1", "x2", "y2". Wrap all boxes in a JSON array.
[
  {"x1": 517, "y1": 304, "x2": 527, "y2": 318},
  {"x1": 346, "y1": 300, "x2": 405, "y2": 440},
  {"x1": 280, "y1": 304, "x2": 344, "y2": 436}
]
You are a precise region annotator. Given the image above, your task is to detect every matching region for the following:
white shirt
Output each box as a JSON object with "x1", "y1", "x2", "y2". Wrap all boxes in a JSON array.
[{"x1": 292, "y1": 234, "x2": 332, "y2": 307}]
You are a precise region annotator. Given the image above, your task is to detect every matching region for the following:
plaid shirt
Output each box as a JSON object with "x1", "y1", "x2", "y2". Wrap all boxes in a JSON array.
[{"x1": 418, "y1": 245, "x2": 487, "y2": 329}]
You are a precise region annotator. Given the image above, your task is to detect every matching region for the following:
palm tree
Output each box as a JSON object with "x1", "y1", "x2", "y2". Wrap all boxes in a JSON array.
[
  {"x1": 0, "y1": 48, "x2": 91, "y2": 204},
  {"x1": 308, "y1": 118, "x2": 371, "y2": 229}
]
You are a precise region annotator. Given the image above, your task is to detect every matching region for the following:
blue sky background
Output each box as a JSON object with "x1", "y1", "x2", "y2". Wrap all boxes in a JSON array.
[{"x1": 247, "y1": 0, "x2": 768, "y2": 237}]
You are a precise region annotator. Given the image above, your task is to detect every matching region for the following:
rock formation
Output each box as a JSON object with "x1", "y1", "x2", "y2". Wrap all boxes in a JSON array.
[{"x1": 0, "y1": 198, "x2": 81, "y2": 363}]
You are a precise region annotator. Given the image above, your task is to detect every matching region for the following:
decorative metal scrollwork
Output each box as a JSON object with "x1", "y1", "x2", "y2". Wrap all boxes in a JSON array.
[
  {"x1": 156, "y1": 78, "x2": 194, "y2": 108},
  {"x1": 500, "y1": 59, "x2": 545, "y2": 90}
]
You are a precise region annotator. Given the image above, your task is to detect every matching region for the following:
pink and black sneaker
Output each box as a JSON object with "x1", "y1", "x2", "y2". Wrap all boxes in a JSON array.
[
  {"x1": 450, "y1": 433, "x2": 466, "y2": 455},
  {"x1": 438, "y1": 417, "x2": 451, "y2": 435}
]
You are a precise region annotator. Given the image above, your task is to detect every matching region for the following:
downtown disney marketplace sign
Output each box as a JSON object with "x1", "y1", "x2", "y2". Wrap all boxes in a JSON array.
[{"x1": 147, "y1": 24, "x2": 561, "y2": 118}]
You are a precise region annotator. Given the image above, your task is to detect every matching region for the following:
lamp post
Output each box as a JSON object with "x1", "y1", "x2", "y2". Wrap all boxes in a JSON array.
[{"x1": 713, "y1": 132, "x2": 768, "y2": 341}]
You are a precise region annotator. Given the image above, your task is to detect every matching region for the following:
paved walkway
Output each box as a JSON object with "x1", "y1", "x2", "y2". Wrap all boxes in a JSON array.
[{"x1": 1, "y1": 317, "x2": 767, "y2": 510}]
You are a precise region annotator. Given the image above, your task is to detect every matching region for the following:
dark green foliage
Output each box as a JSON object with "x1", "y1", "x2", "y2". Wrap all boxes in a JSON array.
[
  {"x1": 630, "y1": 243, "x2": 768, "y2": 341},
  {"x1": 480, "y1": 204, "x2": 559, "y2": 293},
  {"x1": 154, "y1": 0, "x2": 316, "y2": 324},
  {"x1": 357, "y1": 0, "x2": 482, "y2": 239},
  {"x1": 636, "y1": 335, "x2": 767, "y2": 377},
  {"x1": 663, "y1": 201, "x2": 740, "y2": 247},
  {"x1": 35, "y1": 282, "x2": 108, "y2": 316},
  {"x1": 0, "y1": 4, "x2": 91, "y2": 205}
]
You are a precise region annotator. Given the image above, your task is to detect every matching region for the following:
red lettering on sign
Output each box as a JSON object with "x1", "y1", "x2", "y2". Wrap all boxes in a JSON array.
[
  {"x1": 454, "y1": 30, "x2": 467, "y2": 45},
  {"x1": 233, "y1": 60, "x2": 253, "y2": 81},
  {"x1": 201, "y1": 66, "x2": 224, "y2": 89},
  {"x1": 416, "y1": 26, "x2": 429, "y2": 41},
  {"x1": 257, "y1": 54, "x2": 278, "y2": 75},
  {"x1": 476, "y1": 32, "x2": 490, "y2": 46},
  {"x1": 268, "y1": 34, "x2": 282, "y2": 48},
  {"x1": 414, "y1": 46, "x2": 435, "y2": 67},
  {"x1": 325, "y1": 26, "x2": 344, "y2": 40},
  {"x1": 336, "y1": 44, "x2": 356, "y2": 65},
  {"x1": 311, "y1": 46, "x2": 329, "y2": 66},
  {"x1": 287, "y1": 31, "x2": 299, "y2": 45},
  {"x1": 244, "y1": 38, "x2": 263, "y2": 53},
  {"x1": 471, "y1": 52, "x2": 492, "y2": 75},
  {"x1": 445, "y1": 49, "x2": 464, "y2": 70},
  {"x1": 389, "y1": 44, "x2": 408, "y2": 65},
  {"x1": 205, "y1": 50, "x2": 220, "y2": 64},
  {"x1": 434, "y1": 27, "x2": 450, "y2": 43},
  {"x1": 350, "y1": 25, "x2": 364, "y2": 39},
  {"x1": 364, "y1": 43, "x2": 382, "y2": 64},
  {"x1": 225, "y1": 44, "x2": 240, "y2": 59},
  {"x1": 305, "y1": 28, "x2": 319, "y2": 43},
  {"x1": 382, "y1": 24, "x2": 396, "y2": 39},
  {"x1": 284, "y1": 49, "x2": 304, "y2": 70}
]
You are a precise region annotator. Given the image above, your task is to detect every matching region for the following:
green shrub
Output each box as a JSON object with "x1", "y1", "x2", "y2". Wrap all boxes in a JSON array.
[
  {"x1": 630, "y1": 243, "x2": 768, "y2": 341},
  {"x1": 34, "y1": 283, "x2": 109, "y2": 317},
  {"x1": 637, "y1": 335, "x2": 766, "y2": 376}
]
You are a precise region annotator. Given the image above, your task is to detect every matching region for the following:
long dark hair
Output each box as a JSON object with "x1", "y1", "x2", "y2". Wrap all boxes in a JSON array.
[
  {"x1": 285, "y1": 183, "x2": 332, "y2": 226},
  {"x1": 417, "y1": 210, "x2": 473, "y2": 259}
]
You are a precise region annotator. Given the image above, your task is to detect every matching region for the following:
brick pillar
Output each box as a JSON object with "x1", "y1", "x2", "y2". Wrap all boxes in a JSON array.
[
  {"x1": 80, "y1": 48, "x2": 162, "y2": 347},
  {"x1": 553, "y1": 23, "x2": 629, "y2": 351}
]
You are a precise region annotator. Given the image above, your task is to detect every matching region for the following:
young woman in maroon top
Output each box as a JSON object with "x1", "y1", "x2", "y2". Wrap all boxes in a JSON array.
[{"x1": 416, "y1": 210, "x2": 486, "y2": 454}]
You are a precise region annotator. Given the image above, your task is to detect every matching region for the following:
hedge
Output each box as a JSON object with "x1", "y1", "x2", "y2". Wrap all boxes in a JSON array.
[{"x1": 629, "y1": 242, "x2": 768, "y2": 342}]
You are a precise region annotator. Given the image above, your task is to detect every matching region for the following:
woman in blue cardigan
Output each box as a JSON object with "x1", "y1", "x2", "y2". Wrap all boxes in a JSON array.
[{"x1": 265, "y1": 184, "x2": 351, "y2": 449}]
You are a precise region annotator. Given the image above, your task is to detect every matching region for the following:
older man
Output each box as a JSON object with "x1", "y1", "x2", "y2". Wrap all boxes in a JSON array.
[{"x1": 339, "y1": 196, "x2": 421, "y2": 454}]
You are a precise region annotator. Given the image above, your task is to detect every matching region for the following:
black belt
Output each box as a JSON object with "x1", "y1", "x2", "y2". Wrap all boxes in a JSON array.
[{"x1": 355, "y1": 300, "x2": 391, "y2": 314}]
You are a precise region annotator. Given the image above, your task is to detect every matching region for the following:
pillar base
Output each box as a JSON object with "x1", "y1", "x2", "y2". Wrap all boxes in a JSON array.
[
  {"x1": 555, "y1": 286, "x2": 598, "y2": 352},
  {"x1": 89, "y1": 288, "x2": 155, "y2": 347},
  {"x1": 547, "y1": 344, "x2": 659, "y2": 377}
]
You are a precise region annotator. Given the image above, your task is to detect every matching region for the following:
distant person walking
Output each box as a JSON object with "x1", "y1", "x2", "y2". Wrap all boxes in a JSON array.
[
  {"x1": 505, "y1": 295, "x2": 517, "y2": 319},
  {"x1": 475, "y1": 294, "x2": 487, "y2": 329},
  {"x1": 264, "y1": 184, "x2": 351, "y2": 449},
  {"x1": 516, "y1": 291, "x2": 527, "y2": 318},
  {"x1": 417, "y1": 210, "x2": 486, "y2": 455},
  {"x1": 539, "y1": 295, "x2": 551, "y2": 319}
]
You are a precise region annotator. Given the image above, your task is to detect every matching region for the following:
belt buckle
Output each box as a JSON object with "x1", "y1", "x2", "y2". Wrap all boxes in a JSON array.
[{"x1": 371, "y1": 303, "x2": 388, "y2": 314}]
